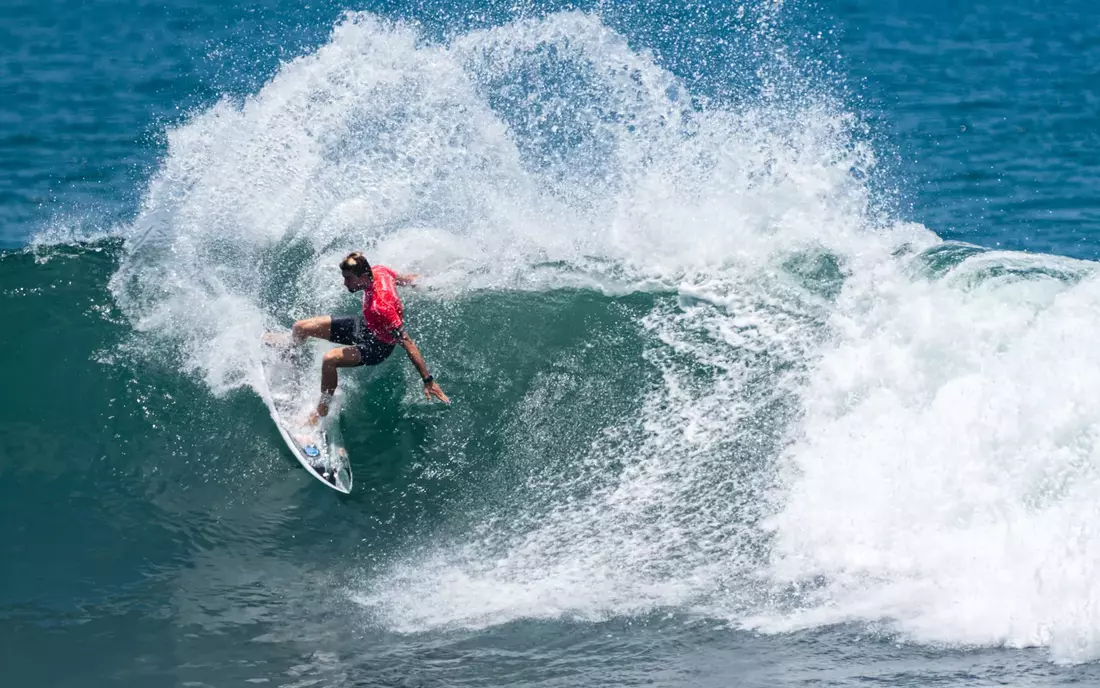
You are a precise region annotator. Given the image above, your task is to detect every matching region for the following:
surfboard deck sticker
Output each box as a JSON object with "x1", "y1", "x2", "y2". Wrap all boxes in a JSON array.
[{"x1": 259, "y1": 335, "x2": 353, "y2": 493}]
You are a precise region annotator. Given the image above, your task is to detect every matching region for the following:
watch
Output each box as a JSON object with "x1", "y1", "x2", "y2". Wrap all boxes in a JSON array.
[{"x1": 422, "y1": 375, "x2": 434, "y2": 385}]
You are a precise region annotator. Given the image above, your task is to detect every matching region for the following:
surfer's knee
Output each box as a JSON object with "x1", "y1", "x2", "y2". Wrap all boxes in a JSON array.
[
  {"x1": 292, "y1": 316, "x2": 330, "y2": 342},
  {"x1": 322, "y1": 346, "x2": 360, "y2": 369},
  {"x1": 291, "y1": 319, "x2": 310, "y2": 340},
  {"x1": 321, "y1": 348, "x2": 341, "y2": 369}
]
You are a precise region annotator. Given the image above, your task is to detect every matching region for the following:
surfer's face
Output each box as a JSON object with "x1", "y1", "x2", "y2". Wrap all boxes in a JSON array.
[{"x1": 342, "y1": 270, "x2": 372, "y2": 293}]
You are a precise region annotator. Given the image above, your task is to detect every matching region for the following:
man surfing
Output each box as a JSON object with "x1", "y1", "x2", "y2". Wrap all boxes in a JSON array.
[{"x1": 271, "y1": 251, "x2": 449, "y2": 423}]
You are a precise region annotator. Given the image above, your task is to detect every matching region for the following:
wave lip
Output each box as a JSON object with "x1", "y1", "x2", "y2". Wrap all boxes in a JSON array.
[{"x1": 108, "y1": 8, "x2": 885, "y2": 395}]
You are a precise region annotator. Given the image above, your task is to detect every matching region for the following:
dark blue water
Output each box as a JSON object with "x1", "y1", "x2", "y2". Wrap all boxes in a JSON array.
[
  {"x1": 837, "y1": 0, "x2": 1100, "y2": 257},
  {"x1": 5, "y1": 1, "x2": 1100, "y2": 685},
  {"x1": 7, "y1": 1, "x2": 1100, "y2": 254}
]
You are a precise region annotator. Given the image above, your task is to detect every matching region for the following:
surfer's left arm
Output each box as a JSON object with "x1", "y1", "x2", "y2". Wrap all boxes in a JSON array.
[
  {"x1": 395, "y1": 272, "x2": 419, "y2": 286},
  {"x1": 393, "y1": 328, "x2": 449, "y2": 403}
]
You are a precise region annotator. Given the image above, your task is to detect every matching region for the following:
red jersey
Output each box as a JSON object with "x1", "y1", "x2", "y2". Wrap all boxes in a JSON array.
[{"x1": 361, "y1": 265, "x2": 404, "y2": 344}]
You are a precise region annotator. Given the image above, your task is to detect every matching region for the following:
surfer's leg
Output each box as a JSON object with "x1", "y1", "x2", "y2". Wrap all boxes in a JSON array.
[
  {"x1": 317, "y1": 346, "x2": 363, "y2": 415},
  {"x1": 291, "y1": 316, "x2": 333, "y2": 344}
]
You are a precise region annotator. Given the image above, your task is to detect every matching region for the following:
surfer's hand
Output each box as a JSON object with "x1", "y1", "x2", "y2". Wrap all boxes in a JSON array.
[{"x1": 424, "y1": 380, "x2": 449, "y2": 403}]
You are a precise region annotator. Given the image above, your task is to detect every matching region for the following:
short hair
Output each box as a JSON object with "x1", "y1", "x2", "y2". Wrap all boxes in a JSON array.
[{"x1": 339, "y1": 251, "x2": 372, "y2": 276}]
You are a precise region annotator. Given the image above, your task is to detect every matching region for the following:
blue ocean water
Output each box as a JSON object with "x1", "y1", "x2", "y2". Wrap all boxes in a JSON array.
[
  {"x1": 5, "y1": 0, "x2": 1100, "y2": 686},
  {"x1": 6, "y1": 0, "x2": 1100, "y2": 255}
]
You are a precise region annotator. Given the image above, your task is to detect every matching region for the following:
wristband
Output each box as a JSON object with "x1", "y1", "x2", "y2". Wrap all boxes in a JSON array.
[{"x1": 422, "y1": 375, "x2": 434, "y2": 385}]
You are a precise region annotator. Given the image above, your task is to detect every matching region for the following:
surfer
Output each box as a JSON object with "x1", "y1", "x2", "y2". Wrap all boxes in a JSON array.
[{"x1": 275, "y1": 251, "x2": 449, "y2": 423}]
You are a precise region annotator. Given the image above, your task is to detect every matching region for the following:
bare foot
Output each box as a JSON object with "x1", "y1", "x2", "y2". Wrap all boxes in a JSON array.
[
  {"x1": 262, "y1": 331, "x2": 291, "y2": 347},
  {"x1": 306, "y1": 401, "x2": 329, "y2": 426}
]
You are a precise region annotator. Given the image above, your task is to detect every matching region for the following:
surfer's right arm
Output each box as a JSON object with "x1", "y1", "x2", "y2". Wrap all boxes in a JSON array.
[
  {"x1": 395, "y1": 272, "x2": 419, "y2": 286},
  {"x1": 393, "y1": 328, "x2": 449, "y2": 403}
]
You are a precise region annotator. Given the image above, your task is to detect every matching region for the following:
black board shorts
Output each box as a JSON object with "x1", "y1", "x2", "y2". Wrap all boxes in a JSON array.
[{"x1": 329, "y1": 315, "x2": 396, "y2": 366}]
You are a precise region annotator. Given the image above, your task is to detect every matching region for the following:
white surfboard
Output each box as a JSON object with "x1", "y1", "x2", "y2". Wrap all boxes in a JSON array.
[{"x1": 258, "y1": 336, "x2": 353, "y2": 493}]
